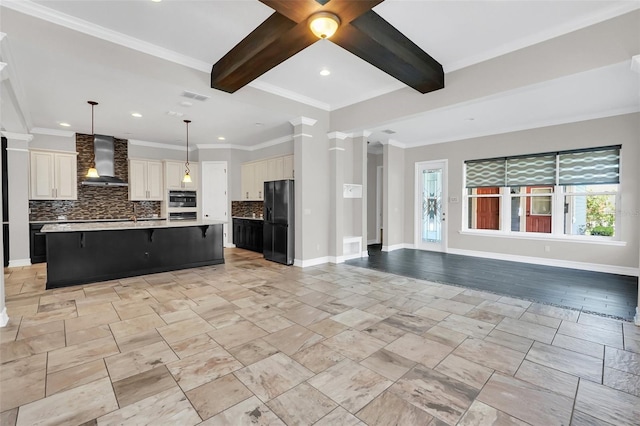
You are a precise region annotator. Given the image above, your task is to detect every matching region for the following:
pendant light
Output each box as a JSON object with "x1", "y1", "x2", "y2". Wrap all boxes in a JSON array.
[
  {"x1": 86, "y1": 101, "x2": 99, "y2": 178},
  {"x1": 182, "y1": 119, "x2": 192, "y2": 183}
]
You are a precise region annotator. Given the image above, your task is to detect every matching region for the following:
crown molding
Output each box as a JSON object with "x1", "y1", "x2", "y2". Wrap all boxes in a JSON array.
[
  {"x1": 128, "y1": 139, "x2": 196, "y2": 152},
  {"x1": 1, "y1": 131, "x2": 33, "y2": 142},
  {"x1": 350, "y1": 130, "x2": 372, "y2": 138},
  {"x1": 2, "y1": 0, "x2": 210, "y2": 73},
  {"x1": 379, "y1": 139, "x2": 406, "y2": 149},
  {"x1": 30, "y1": 127, "x2": 75, "y2": 137},
  {"x1": 327, "y1": 131, "x2": 349, "y2": 140},
  {"x1": 445, "y1": 2, "x2": 640, "y2": 72},
  {"x1": 250, "y1": 80, "x2": 330, "y2": 111},
  {"x1": 290, "y1": 117, "x2": 318, "y2": 127},
  {"x1": 196, "y1": 134, "x2": 292, "y2": 152}
]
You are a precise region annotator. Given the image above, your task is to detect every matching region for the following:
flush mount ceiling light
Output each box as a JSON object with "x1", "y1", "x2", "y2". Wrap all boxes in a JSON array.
[
  {"x1": 86, "y1": 101, "x2": 99, "y2": 178},
  {"x1": 309, "y1": 12, "x2": 340, "y2": 39},
  {"x1": 182, "y1": 119, "x2": 192, "y2": 184},
  {"x1": 131, "y1": 112, "x2": 142, "y2": 118}
]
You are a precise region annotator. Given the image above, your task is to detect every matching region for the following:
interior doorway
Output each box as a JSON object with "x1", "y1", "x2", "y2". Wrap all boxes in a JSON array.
[{"x1": 201, "y1": 161, "x2": 228, "y2": 245}]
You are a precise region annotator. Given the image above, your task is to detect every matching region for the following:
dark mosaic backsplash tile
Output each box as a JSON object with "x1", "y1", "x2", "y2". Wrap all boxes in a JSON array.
[
  {"x1": 29, "y1": 133, "x2": 161, "y2": 221},
  {"x1": 232, "y1": 201, "x2": 264, "y2": 218}
]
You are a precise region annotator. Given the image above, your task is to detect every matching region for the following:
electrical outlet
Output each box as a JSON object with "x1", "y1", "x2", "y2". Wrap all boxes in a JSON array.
[{"x1": 449, "y1": 196, "x2": 459, "y2": 203}]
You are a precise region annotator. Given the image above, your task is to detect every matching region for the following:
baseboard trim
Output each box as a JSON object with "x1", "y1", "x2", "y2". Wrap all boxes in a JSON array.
[
  {"x1": 382, "y1": 243, "x2": 414, "y2": 252},
  {"x1": 447, "y1": 248, "x2": 639, "y2": 277},
  {"x1": 294, "y1": 256, "x2": 329, "y2": 268},
  {"x1": 0, "y1": 308, "x2": 9, "y2": 328},
  {"x1": 361, "y1": 251, "x2": 369, "y2": 258},
  {"x1": 328, "y1": 256, "x2": 345, "y2": 264},
  {"x1": 225, "y1": 243, "x2": 237, "y2": 248},
  {"x1": 8, "y1": 259, "x2": 31, "y2": 268}
]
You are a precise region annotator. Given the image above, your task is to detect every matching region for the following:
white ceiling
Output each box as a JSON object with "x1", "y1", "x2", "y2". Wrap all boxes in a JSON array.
[{"x1": 1, "y1": 0, "x2": 639, "y2": 149}]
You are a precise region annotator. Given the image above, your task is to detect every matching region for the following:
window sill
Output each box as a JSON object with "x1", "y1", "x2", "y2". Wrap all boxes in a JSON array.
[{"x1": 458, "y1": 229, "x2": 627, "y2": 246}]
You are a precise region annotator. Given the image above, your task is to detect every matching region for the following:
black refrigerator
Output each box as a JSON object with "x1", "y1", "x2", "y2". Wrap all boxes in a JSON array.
[{"x1": 263, "y1": 179, "x2": 294, "y2": 265}]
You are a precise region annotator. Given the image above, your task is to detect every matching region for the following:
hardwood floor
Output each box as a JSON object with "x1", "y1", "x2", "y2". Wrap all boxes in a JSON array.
[{"x1": 347, "y1": 245, "x2": 638, "y2": 321}]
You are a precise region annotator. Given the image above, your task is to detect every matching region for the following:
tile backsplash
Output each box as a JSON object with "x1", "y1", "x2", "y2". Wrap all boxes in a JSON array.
[
  {"x1": 232, "y1": 201, "x2": 264, "y2": 218},
  {"x1": 29, "y1": 133, "x2": 161, "y2": 221}
]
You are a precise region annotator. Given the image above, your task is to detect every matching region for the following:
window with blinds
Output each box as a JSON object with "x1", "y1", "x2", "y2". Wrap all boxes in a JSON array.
[
  {"x1": 464, "y1": 146, "x2": 620, "y2": 188},
  {"x1": 463, "y1": 145, "x2": 621, "y2": 239}
]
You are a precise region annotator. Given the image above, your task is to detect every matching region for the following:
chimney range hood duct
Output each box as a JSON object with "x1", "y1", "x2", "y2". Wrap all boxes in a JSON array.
[{"x1": 81, "y1": 134, "x2": 128, "y2": 187}]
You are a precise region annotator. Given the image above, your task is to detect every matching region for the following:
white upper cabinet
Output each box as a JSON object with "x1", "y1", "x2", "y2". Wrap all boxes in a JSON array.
[
  {"x1": 254, "y1": 160, "x2": 267, "y2": 200},
  {"x1": 129, "y1": 159, "x2": 163, "y2": 201},
  {"x1": 29, "y1": 150, "x2": 77, "y2": 200},
  {"x1": 267, "y1": 157, "x2": 284, "y2": 181},
  {"x1": 165, "y1": 161, "x2": 198, "y2": 191},
  {"x1": 240, "y1": 155, "x2": 293, "y2": 201},
  {"x1": 283, "y1": 154, "x2": 294, "y2": 179}
]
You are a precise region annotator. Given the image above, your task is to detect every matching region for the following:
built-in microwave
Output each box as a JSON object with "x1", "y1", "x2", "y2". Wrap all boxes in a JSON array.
[
  {"x1": 169, "y1": 211, "x2": 197, "y2": 221},
  {"x1": 168, "y1": 191, "x2": 197, "y2": 208}
]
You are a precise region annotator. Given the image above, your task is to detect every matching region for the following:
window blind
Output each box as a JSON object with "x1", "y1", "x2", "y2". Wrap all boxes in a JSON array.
[
  {"x1": 465, "y1": 159, "x2": 505, "y2": 188},
  {"x1": 558, "y1": 147, "x2": 620, "y2": 185},
  {"x1": 465, "y1": 145, "x2": 620, "y2": 188},
  {"x1": 506, "y1": 154, "x2": 556, "y2": 187}
]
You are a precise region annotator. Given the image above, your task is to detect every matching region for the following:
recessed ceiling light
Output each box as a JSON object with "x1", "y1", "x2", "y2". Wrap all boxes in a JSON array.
[
  {"x1": 180, "y1": 101, "x2": 193, "y2": 107},
  {"x1": 131, "y1": 112, "x2": 142, "y2": 118},
  {"x1": 319, "y1": 69, "x2": 331, "y2": 76},
  {"x1": 218, "y1": 136, "x2": 226, "y2": 141},
  {"x1": 151, "y1": 0, "x2": 162, "y2": 2},
  {"x1": 59, "y1": 122, "x2": 71, "y2": 127}
]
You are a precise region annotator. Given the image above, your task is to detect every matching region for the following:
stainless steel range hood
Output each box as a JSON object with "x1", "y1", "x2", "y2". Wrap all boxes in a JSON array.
[{"x1": 81, "y1": 134, "x2": 128, "y2": 187}]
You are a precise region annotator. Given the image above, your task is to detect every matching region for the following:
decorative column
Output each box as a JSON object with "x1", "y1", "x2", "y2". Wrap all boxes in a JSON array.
[
  {"x1": 328, "y1": 132, "x2": 347, "y2": 262},
  {"x1": 382, "y1": 139, "x2": 405, "y2": 252},
  {"x1": 3, "y1": 131, "x2": 32, "y2": 267},
  {"x1": 351, "y1": 131, "x2": 370, "y2": 258},
  {"x1": 289, "y1": 117, "x2": 318, "y2": 266}
]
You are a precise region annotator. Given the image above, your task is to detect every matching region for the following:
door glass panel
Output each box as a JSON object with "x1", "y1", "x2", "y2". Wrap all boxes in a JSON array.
[{"x1": 422, "y1": 168, "x2": 442, "y2": 243}]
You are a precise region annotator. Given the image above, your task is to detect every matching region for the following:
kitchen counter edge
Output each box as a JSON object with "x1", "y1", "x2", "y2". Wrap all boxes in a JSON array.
[{"x1": 41, "y1": 219, "x2": 226, "y2": 233}]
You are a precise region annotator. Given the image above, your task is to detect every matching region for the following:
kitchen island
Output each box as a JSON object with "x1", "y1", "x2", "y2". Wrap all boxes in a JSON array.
[{"x1": 41, "y1": 219, "x2": 225, "y2": 288}]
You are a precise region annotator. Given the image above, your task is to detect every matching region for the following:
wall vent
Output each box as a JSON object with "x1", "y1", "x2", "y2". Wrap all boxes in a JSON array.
[{"x1": 181, "y1": 90, "x2": 210, "y2": 102}]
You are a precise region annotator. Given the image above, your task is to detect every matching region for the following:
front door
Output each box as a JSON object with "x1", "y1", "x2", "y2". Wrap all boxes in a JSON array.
[{"x1": 416, "y1": 161, "x2": 447, "y2": 252}]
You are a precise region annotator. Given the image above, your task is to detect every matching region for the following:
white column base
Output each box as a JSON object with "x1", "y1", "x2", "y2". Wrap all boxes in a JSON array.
[
  {"x1": 8, "y1": 258, "x2": 31, "y2": 268},
  {"x1": 0, "y1": 308, "x2": 9, "y2": 328}
]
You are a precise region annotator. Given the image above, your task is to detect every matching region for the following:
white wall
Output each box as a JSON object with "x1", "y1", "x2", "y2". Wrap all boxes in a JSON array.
[
  {"x1": 383, "y1": 143, "x2": 405, "y2": 250},
  {"x1": 128, "y1": 142, "x2": 188, "y2": 162},
  {"x1": 403, "y1": 113, "x2": 640, "y2": 271}
]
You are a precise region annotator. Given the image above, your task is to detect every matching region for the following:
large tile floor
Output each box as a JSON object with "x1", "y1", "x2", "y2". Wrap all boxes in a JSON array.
[{"x1": 1, "y1": 248, "x2": 639, "y2": 425}]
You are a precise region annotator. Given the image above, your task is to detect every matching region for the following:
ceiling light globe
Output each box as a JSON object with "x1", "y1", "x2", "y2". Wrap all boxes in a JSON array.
[
  {"x1": 182, "y1": 172, "x2": 192, "y2": 183},
  {"x1": 309, "y1": 12, "x2": 340, "y2": 39}
]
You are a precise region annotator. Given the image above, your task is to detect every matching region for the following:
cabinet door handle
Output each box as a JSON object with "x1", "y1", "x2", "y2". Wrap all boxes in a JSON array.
[
  {"x1": 259, "y1": 191, "x2": 262, "y2": 198},
  {"x1": 246, "y1": 192, "x2": 249, "y2": 199}
]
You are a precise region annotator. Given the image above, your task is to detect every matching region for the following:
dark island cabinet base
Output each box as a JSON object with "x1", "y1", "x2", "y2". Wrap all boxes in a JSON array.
[{"x1": 45, "y1": 224, "x2": 224, "y2": 289}]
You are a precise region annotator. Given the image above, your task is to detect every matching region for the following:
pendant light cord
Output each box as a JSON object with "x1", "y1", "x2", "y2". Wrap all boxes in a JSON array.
[{"x1": 184, "y1": 119, "x2": 191, "y2": 175}]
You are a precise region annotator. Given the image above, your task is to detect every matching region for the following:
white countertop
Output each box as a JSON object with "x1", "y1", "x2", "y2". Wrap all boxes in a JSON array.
[
  {"x1": 31, "y1": 218, "x2": 166, "y2": 224},
  {"x1": 41, "y1": 219, "x2": 226, "y2": 233},
  {"x1": 232, "y1": 216, "x2": 264, "y2": 221}
]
